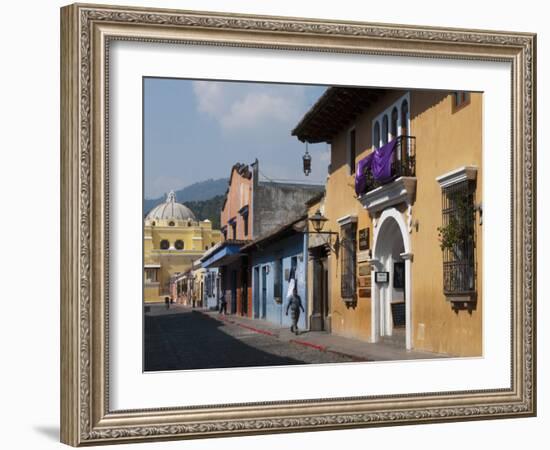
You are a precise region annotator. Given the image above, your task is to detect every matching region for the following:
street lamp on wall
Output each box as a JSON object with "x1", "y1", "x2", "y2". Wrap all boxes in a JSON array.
[
  {"x1": 302, "y1": 143, "x2": 312, "y2": 176},
  {"x1": 309, "y1": 209, "x2": 328, "y2": 233},
  {"x1": 307, "y1": 209, "x2": 339, "y2": 254}
]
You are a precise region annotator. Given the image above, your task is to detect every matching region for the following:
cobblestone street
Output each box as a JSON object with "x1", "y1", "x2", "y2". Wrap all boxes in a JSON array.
[{"x1": 144, "y1": 304, "x2": 356, "y2": 371}]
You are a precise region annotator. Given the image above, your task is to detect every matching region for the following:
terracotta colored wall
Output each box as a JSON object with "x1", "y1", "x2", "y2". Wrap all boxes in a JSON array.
[
  {"x1": 233, "y1": 268, "x2": 253, "y2": 317},
  {"x1": 221, "y1": 169, "x2": 252, "y2": 240}
]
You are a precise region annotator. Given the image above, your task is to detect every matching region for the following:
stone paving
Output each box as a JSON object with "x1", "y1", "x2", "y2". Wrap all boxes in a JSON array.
[
  {"x1": 200, "y1": 309, "x2": 443, "y2": 362},
  {"x1": 144, "y1": 303, "x2": 443, "y2": 372},
  {"x1": 144, "y1": 304, "x2": 355, "y2": 371}
]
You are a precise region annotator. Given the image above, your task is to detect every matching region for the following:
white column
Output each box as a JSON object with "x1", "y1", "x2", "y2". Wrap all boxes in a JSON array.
[
  {"x1": 385, "y1": 255, "x2": 393, "y2": 336},
  {"x1": 369, "y1": 258, "x2": 381, "y2": 343},
  {"x1": 371, "y1": 281, "x2": 379, "y2": 343},
  {"x1": 400, "y1": 252, "x2": 413, "y2": 350}
]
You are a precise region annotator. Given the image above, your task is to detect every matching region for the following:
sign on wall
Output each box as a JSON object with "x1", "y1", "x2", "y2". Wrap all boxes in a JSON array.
[
  {"x1": 358, "y1": 227, "x2": 370, "y2": 250},
  {"x1": 358, "y1": 288, "x2": 371, "y2": 298},
  {"x1": 375, "y1": 271, "x2": 389, "y2": 283}
]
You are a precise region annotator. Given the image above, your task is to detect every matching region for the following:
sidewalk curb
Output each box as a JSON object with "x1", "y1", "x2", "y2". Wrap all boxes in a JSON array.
[
  {"x1": 324, "y1": 349, "x2": 369, "y2": 362},
  {"x1": 220, "y1": 316, "x2": 277, "y2": 337},
  {"x1": 197, "y1": 309, "x2": 369, "y2": 362},
  {"x1": 288, "y1": 339, "x2": 326, "y2": 351}
]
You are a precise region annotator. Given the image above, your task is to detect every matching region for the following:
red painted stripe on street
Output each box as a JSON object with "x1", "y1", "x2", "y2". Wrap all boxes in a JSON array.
[
  {"x1": 289, "y1": 339, "x2": 326, "y2": 351},
  {"x1": 236, "y1": 323, "x2": 277, "y2": 336},
  {"x1": 216, "y1": 315, "x2": 234, "y2": 325},
  {"x1": 212, "y1": 313, "x2": 277, "y2": 336}
]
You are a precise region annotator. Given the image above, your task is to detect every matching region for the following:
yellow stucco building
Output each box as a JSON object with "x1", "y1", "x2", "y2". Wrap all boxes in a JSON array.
[
  {"x1": 295, "y1": 88, "x2": 482, "y2": 357},
  {"x1": 144, "y1": 191, "x2": 222, "y2": 303}
]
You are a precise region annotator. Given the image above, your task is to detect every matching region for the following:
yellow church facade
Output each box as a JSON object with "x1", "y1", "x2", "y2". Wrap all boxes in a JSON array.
[{"x1": 144, "y1": 191, "x2": 222, "y2": 303}]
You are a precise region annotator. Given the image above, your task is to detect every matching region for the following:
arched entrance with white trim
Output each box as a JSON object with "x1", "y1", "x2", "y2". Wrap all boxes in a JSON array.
[{"x1": 371, "y1": 208, "x2": 412, "y2": 350}]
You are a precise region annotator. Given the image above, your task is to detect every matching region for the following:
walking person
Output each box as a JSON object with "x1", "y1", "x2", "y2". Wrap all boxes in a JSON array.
[
  {"x1": 218, "y1": 291, "x2": 227, "y2": 315},
  {"x1": 285, "y1": 288, "x2": 304, "y2": 335},
  {"x1": 164, "y1": 296, "x2": 170, "y2": 310}
]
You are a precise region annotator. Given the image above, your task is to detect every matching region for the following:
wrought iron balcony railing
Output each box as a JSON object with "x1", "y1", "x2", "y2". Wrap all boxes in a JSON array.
[
  {"x1": 364, "y1": 135, "x2": 416, "y2": 193},
  {"x1": 443, "y1": 260, "x2": 476, "y2": 296}
]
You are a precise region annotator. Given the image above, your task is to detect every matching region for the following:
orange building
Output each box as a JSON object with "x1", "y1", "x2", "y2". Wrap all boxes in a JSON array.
[{"x1": 220, "y1": 163, "x2": 253, "y2": 241}]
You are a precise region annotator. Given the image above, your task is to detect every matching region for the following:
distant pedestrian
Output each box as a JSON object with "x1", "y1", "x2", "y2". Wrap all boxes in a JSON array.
[
  {"x1": 219, "y1": 292, "x2": 227, "y2": 315},
  {"x1": 164, "y1": 296, "x2": 170, "y2": 310},
  {"x1": 285, "y1": 289, "x2": 304, "y2": 335}
]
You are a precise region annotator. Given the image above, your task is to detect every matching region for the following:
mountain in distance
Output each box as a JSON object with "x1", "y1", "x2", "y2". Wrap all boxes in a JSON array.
[
  {"x1": 185, "y1": 195, "x2": 225, "y2": 230},
  {"x1": 144, "y1": 178, "x2": 228, "y2": 222}
]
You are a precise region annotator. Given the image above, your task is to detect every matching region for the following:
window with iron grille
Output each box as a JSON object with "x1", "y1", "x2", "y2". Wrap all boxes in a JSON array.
[
  {"x1": 340, "y1": 222, "x2": 357, "y2": 299},
  {"x1": 439, "y1": 179, "x2": 476, "y2": 296},
  {"x1": 206, "y1": 273, "x2": 213, "y2": 297}
]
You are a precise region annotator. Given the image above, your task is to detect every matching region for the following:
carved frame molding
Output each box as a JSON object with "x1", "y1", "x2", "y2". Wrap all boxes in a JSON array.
[{"x1": 60, "y1": 3, "x2": 536, "y2": 446}]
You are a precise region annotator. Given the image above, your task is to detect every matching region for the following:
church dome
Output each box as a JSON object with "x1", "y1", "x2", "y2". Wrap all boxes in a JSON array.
[{"x1": 146, "y1": 191, "x2": 196, "y2": 222}]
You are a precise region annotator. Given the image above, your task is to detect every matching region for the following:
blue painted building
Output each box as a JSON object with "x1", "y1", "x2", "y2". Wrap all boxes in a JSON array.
[
  {"x1": 199, "y1": 240, "x2": 249, "y2": 314},
  {"x1": 242, "y1": 216, "x2": 309, "y2": 331}
]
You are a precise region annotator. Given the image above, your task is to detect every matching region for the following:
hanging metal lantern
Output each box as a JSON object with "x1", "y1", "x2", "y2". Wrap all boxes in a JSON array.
[{"x1": 302, "y1": 143, "x2": 312, "y2": 176}]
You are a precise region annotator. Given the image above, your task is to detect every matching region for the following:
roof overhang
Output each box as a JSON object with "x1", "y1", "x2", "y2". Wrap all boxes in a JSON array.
[
  {"x1": 292, "y1": 87, "x2": 385, "y2": 143},
  {"x1": 200, "y1": 240, "x2": 249, "y2": 268},
  {"x1": 241, "y1": 215, "x2": 307, "y2": 252}
]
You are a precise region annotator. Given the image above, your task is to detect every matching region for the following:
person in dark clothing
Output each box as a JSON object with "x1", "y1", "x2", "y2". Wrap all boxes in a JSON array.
[
  {"x1": 164, "y1": 296, "x2": 170, "y2": 310},
  {"x1": 285, "y1": 289, "x2": 304, "y2": 335},
  {"x1": 219, "y1": 292, "x2": 227, "y2": 315}
]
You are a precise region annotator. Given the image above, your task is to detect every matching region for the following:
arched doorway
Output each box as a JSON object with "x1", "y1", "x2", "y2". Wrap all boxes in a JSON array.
[{"x1": 372, "y1": 208, "x2": 412, "y2": 349}]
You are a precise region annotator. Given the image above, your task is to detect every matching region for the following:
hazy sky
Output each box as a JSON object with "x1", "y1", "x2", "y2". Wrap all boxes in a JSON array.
[{"x1": 144, "y1": 78, "x2": 329, "y2": 199}]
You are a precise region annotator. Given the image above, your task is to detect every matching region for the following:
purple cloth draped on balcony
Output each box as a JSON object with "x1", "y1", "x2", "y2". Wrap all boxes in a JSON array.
[
  {"x1": 355, "y1": 139, "x2": 398, "y2": 195},
  {"x1": 355, "y1": 153, "x2": 373, "y2": 195}
]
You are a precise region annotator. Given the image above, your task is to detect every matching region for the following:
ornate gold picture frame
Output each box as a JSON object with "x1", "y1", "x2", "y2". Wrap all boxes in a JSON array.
[{"x1": 60, "y1": 3, "x2": 536, "y2": 446}]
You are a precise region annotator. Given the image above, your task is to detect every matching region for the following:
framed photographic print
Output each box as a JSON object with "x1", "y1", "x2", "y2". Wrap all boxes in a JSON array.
[{"x1": 60, "y1": 3, "x2": 536, "y2": 446}]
